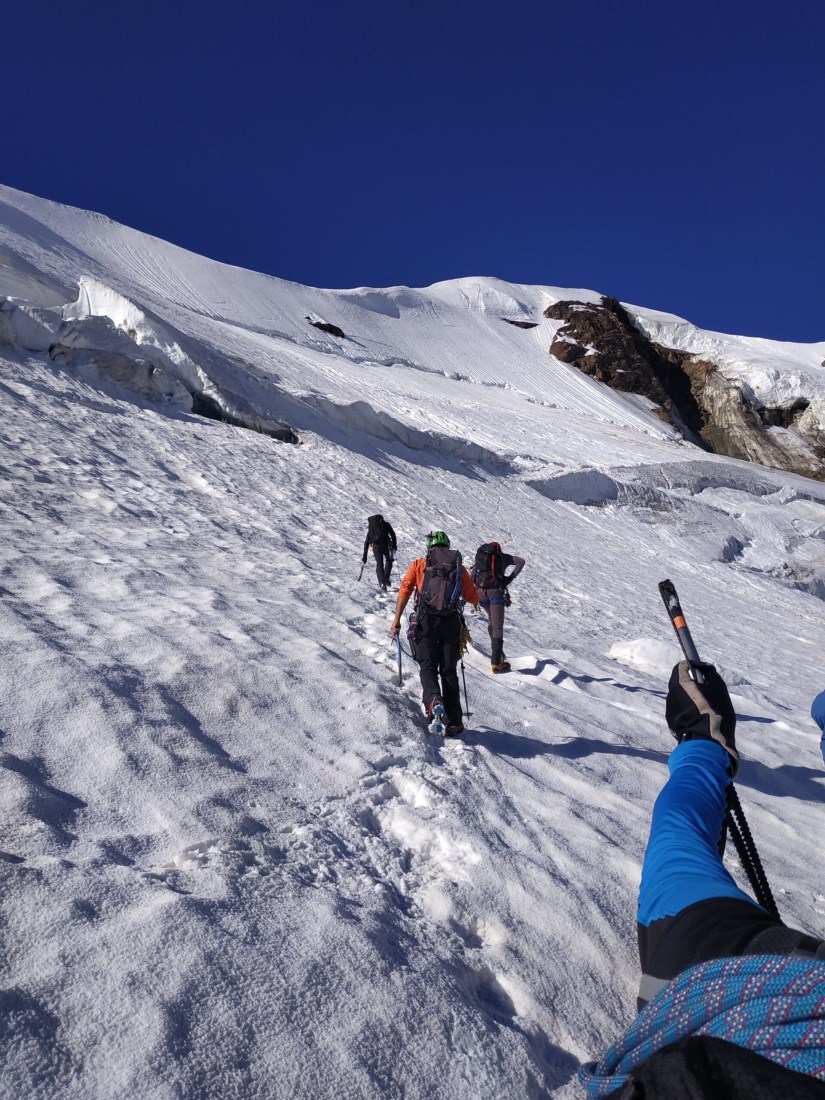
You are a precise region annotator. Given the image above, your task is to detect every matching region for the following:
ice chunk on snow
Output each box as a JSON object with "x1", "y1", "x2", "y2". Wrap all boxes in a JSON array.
[{"x1": 607, "y1": 638, "x2": 680, "y2": 677}]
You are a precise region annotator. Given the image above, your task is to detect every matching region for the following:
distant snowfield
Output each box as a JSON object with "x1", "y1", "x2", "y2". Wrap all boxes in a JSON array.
[{"x1": 1, "y1": 184, "x2": 824, "y2": 1098}]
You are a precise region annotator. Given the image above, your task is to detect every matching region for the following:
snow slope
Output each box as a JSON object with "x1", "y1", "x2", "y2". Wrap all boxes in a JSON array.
[{"x1": 1, "y1": 184, "x2": 825, "y2": 1099}]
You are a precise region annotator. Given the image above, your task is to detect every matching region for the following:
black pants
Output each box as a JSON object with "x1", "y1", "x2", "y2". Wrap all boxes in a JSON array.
[
  {"x1": 416, "y1": 612, "x2": 461, "y2": 725},
  {"x1": 371, "y1": 542, "x2": 393, "y2": 587}
]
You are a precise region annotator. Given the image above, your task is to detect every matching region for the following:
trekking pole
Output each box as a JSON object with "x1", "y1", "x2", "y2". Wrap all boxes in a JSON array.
[
  {"x1": 395, "y1": 635, "x2": 403, "y2": 686},
  {"x1": 459, "y1": 612, "x2": 472, "y2": 718},
  {"x1": 658, "y1": 579, "x2": 780, "y2": 920},
  {"x1": 460, "y1": 658, "x2": 471, "y2": 719},
  {"x1": 358, "y1": 562, "x2": 365, "y2": 582}
]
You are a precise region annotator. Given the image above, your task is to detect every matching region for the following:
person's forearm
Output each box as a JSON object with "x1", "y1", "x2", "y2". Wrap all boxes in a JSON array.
[
  {"x1": 392, "y1": 593, "x2": 410, "y2": 624},
  {"x1": 507, "y1": 556, "x2": 525, "y2": 581}
]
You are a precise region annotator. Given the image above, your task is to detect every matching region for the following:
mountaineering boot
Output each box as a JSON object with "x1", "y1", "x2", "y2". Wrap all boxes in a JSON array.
[
  {"x1": 666, "y1": 661, "x2": 739, "y2": 775},
  {"x1": 427, "y1": 697, "x2": 446, "y2": 734},
  {"x1": 490, "y1": 637, "x2": 509, "y2": 673},
  {"x1": 445, "y1": 723, "x2": 464, "y2": 737}
]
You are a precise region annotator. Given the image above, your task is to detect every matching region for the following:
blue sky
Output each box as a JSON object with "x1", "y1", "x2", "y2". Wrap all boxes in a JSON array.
[{"x1": 5, "y1": 1, "x2": 824, "y2": 340}]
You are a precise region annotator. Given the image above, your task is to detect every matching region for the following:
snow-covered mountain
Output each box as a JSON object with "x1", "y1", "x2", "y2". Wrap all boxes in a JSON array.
[{"x1": 1, "y1": 183, "x2": 824, "y2": 1099}]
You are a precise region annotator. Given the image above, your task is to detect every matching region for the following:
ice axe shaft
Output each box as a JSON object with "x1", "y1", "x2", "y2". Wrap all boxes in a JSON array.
[{"x1": 658, "y1": 579, "x2": 705, "y2": 683}]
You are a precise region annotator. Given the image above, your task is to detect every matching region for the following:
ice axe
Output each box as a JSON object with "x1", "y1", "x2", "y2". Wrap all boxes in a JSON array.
[
  {"x1": 658, "y1": 579, "x2": 705, "y2": 682},
  {"x1": 658, "y1": 578, "x2": 779, "y2": 920}
]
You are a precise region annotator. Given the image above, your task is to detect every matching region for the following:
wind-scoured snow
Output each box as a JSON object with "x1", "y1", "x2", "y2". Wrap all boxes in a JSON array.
[{"x1": 1, "y1": 184, "x2": 824, "y2": 1099}]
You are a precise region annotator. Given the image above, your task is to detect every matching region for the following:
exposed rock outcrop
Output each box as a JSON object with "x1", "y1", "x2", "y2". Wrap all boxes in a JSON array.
[
  {"x1": 546, "y1": 297, "x2": 707, "y2": 443},
  {"x1": 546, "y1": 296, "x2": 824, "y2": 480},
  {"x1": 306, "y1": 316, "x2": 346, "y2": 339},
  {"x1": 758, "y1": 399, "x2": 809, "y2": 429},
  {"x1": 501, "y1": 318, "x2": 539, "y2": 329}
]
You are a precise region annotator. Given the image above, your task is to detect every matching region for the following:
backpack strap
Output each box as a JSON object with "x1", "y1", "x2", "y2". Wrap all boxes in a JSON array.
[{"x1": 447, "y1": 566, "x2": 462, "y2": 609}]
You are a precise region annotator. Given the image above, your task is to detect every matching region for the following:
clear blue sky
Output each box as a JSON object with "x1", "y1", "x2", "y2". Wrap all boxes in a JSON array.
[{"x1": 5, "y1": 1, "x2": 824, "y2": 340}]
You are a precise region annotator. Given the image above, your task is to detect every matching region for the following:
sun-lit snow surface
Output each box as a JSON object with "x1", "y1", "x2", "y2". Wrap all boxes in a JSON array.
[{"x1": 1, "y1": 184, "x2": 825, "y2": 1099}]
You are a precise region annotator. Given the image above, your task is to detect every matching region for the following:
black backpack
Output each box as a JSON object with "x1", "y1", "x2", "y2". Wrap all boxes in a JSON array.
[
  {"x1": 418, "y1": 547, "x2": 462, "y2": 615},
  {"x1": 367, "y1": 514, "x2": 389, "y2": 544},
  {"x1": 474, "y1": 542, "x2": 504, "y2": 589}
]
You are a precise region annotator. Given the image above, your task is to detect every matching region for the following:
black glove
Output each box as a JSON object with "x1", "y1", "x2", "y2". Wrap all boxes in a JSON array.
[
  {"x1": 501, "y1": 576, "x2": 511, "y2": 587},
  {"x1": 666, "y1": 661, "x2": 738, "y2": 774},
  {"x1": 362, "y1": 556, "x2": 367, "y2": 564}
]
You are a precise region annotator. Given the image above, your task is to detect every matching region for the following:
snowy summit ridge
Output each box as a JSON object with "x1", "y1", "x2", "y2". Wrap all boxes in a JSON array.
[{"x1": 1, "y1": 183, "x2": 825, "y2": 1099}]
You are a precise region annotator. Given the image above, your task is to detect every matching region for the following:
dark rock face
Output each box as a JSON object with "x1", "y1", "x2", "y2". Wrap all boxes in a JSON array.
[
  {"x1": 501, "y1": 318, "x2": 539, "y2": 329},
  {"x1": 545, "y1": 296, "x2": 824, "y2": 480},
  {"x1": 306, "y1": 317, "x2": 346, "y2": 339},
  {"x1": 545, "y1": 297, "x2": 708, "y2": 445},
  {"x1": 758, "y1": 399, "x2": 810, "y2": 428}
]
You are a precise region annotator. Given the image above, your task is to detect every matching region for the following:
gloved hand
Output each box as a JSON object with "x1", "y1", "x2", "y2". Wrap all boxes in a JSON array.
[
  {"x1": 504, "y1": 590, "x2": 512, "y2": 608},
  {"x1": 501, "y1": 575, "x2": 511, "y2": 587},
  {"x1": 666, "y1": 661, "x2": 738, "y2": 774},
  {"x1": 362, "y1": 556, "x2": 367, "y2": 565},
  {"x1": 390, "y1": 620, "x2": 400, "y2": 640}
]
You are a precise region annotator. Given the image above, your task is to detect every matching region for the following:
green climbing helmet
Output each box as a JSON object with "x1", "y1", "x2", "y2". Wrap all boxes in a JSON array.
[{"x1": 426, "y1": 530, "x2": 450, "y2": 549}]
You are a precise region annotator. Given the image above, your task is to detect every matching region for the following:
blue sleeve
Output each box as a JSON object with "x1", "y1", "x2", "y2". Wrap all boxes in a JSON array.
[{"x1": 638, "y1": 741, "x2": 758, "y2": 926}]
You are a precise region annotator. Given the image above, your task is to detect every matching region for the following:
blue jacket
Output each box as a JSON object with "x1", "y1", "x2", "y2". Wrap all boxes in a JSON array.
[{"x1": 812, "y1": 691, "x2": 825, "y2": 764}]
